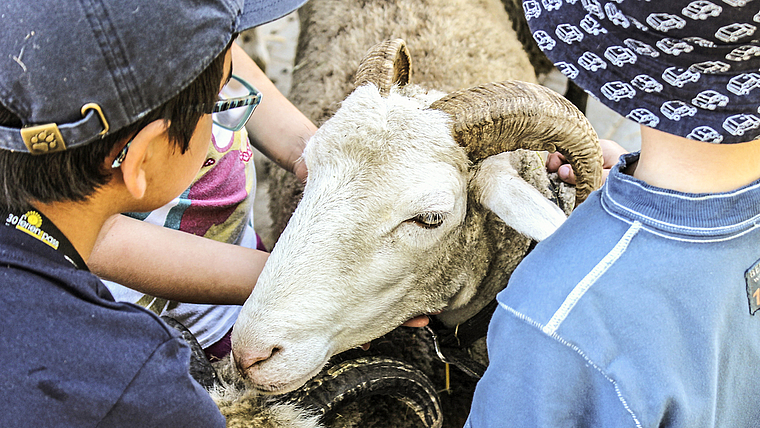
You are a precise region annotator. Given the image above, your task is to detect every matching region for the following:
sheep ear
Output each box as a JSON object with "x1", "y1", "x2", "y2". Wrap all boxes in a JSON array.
[{"x1": 473, "y1": 155, "x2": 566, "y2": 242}]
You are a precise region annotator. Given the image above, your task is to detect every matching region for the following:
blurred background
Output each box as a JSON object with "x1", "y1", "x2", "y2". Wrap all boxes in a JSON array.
[
  {"x1": 243, "y1": 10, "x2": 642, "y2": 249},
  {"x1": 248, "y1": 10, "x2": 642, "y2": 152}
]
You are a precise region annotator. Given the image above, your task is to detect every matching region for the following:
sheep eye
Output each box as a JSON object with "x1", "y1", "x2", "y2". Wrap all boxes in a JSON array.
[{"x1": 411, "y1": 212, "x2": 444, "y2": 229}]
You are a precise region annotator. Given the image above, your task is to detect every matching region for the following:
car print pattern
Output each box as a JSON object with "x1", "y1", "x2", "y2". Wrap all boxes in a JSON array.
[{"x1": 526, "y1": 0, "x2": 760, "y2": 143}]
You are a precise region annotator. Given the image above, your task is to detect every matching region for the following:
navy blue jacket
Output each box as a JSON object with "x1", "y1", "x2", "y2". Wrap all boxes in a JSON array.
[{"x1": 0, "y1": 212, "x2": 225, "y2": 427}]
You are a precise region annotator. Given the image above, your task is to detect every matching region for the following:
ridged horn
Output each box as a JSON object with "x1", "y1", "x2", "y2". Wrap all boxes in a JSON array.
[
  {"x1": 355, "y1": 39, "x2": 412, "y2": 96},
  {"x1": 430, "y1": 80, "x2": 603, "y2": 205},
  {"x1": 283, "y1": 356, "x2": 443, "y2": 428}
]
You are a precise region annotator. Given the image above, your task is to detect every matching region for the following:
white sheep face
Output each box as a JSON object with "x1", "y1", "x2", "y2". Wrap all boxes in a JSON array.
[
  {"x1": 232, "y1": 85, "x2": 470, "y2": 392},
  {"x1": 230, "y1": 84, "x2": 567, "y2": 393}
]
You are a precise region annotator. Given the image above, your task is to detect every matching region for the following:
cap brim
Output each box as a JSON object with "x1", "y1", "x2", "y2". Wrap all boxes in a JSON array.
[{"x1": 239, "y1": 0, "x2": 308, "y2": 32}]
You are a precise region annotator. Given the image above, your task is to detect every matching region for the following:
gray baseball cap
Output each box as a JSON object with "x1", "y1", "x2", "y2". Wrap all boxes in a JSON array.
[{"x1": 0, "y1": 0, "x2": 306, "y2": 155}]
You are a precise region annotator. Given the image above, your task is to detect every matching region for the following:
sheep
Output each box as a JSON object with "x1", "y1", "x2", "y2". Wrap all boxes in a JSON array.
[
  {"x1": 233, "y1": 37, "x2": 601, "y2": 374},
  {"x1": 243, "y1": 0, "x2": 600, "y2": 357},
  {"x1": 231, "y1": 24, "x2": 600, "y2": 428},
  {"x1": 226, "y1": 1, "x2": 602, "y2": 425}
]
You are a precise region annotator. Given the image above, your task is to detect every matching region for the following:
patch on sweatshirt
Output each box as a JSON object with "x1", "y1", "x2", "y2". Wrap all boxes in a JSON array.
[{"x1": 745, "y1": 258, "x2": 760, "y2": 316}]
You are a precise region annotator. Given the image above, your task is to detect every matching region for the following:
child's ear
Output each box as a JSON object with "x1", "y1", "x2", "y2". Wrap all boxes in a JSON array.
[{"x1": 117, "y1": 120, "x2": 170, "y2": 200}]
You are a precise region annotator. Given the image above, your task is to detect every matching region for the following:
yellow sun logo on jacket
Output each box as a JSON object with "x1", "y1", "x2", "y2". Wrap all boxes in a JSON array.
[{"x1": 25, "y1": 211, "x2": 42, "y2": 228}]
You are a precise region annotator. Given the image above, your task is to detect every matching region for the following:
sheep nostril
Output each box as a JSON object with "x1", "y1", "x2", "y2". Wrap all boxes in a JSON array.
[{"x1": 234, "y1": 346, "x2": 279, "y2": 373}]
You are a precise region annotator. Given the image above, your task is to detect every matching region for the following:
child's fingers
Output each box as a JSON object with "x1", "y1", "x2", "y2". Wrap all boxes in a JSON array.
[
  {"x1": 558, "y1": 164, "x2": 576, "y2": 184},
  {"x1": 546, "y1": 152, "x2": 567, "y2": 172},
  {"x1": 548, "y1": 139, "x2": 628, "y2": 186}
]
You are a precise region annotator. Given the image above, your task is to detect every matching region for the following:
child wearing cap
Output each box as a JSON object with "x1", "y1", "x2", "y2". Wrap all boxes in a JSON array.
[
  {"x1": 467, "y1": 1, "x2": 760, "y2": 427},
  {"x1": 0, "y1": 0, "x2": 302, "y2": 425},
  {"x1": 88, "y1": 41, "x2": 315, "y2": 363}
]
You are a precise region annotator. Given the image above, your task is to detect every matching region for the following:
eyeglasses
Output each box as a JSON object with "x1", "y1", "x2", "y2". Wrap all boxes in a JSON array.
[
  {"x1": 210, "y1": 74, "x2": 262, "y2": 132},
  {"x1": 112, "y1": 75, "x2": 261, "y2": 168}
]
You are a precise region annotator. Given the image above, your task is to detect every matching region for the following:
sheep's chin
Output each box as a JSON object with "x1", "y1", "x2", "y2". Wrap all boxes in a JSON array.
[{"x1": 243, "y1": 355, "x2": 329, "y2": 395}]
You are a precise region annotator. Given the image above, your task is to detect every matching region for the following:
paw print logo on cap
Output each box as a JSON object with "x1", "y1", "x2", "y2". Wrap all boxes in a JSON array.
[
  {"x1": 20, "y1": 124, "x2": 66, "y2": 155},
  {"x1": 30, "y1": 131, "x2": 59, "y2": 152}
]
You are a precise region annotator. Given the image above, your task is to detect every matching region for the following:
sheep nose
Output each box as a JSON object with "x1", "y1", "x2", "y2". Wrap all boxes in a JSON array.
[{"x1": 233, "y1": 346, "x2": 279, "y2": 373}]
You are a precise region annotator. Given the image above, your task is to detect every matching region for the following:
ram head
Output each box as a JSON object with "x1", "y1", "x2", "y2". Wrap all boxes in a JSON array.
[{"x1": 232, "y1": 40, "x2": 602, "y2": 393}]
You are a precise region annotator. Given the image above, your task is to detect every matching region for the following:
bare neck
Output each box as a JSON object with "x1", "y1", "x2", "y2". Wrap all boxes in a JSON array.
[
  {"x1": 33, "y1": 199, "x2": 115, "y2": 264},
  {"x1": 632, "y1": 126, "x2": 760, "y2": 193}
]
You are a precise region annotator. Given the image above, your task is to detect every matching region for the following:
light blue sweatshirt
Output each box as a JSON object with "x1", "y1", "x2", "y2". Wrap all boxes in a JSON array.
[{"x1": 466, "y1": 153, "x2": 760, "y2": 427}]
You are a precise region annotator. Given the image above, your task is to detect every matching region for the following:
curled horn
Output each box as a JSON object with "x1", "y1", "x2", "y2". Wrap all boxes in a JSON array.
[
  {"x1": 430, "y1": 81, "x2": 603, "y2": 205},
  {"x1": 354, "y1": 38, "x2": 412, "y2": 96},
  {"x1": 283, "y1": 356, "x2": 443, "y2": 428}
]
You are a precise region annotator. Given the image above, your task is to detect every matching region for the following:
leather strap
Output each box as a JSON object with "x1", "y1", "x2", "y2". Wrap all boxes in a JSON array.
[
  {"x1": 426, "y1": 299, "x2": 498, "y2": 379},
  {"x1": 0, "y1": 108, "x2": 107, "y2": 154}
]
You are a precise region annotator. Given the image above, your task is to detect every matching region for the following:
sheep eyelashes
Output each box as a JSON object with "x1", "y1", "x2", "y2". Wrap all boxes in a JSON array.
[{"x1": 411, "y1": 212, "x2": 445, "y2": 229}]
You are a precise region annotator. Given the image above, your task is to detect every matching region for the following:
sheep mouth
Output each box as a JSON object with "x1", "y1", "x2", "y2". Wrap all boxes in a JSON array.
[
  {"x1": 243, "y1": 357, "x2": 330, "y2": 395},
  {"x1": 248, "y1": 369, "x2": 324, "y2": 395}
]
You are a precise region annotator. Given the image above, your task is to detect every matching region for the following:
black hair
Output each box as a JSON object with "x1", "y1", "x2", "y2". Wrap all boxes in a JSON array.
[{"x1": 0, "y1": 42, "x2": 231, "y2": 211}]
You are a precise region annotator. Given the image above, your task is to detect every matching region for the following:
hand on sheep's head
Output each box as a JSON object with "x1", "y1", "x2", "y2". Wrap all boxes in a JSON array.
[{"x1": 548, "y1": 139, "x2": 628, "y2": 185}]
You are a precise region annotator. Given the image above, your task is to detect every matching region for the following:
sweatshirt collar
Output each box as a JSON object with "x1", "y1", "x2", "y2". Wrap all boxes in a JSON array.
[{"x1": 601, "y1": 152, "x2": 760, "y2": 240}]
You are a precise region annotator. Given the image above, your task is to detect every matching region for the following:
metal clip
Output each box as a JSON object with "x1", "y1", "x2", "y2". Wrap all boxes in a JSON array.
[
  {"x1": 81, "y1": 103, "x2": 109, "y2": 135},
  {"x1": 425, "y1": 326, "x2": 454, "y2": 365}
]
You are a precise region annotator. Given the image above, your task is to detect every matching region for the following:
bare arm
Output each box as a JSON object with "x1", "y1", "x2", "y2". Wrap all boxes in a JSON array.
[
  {"x1": 89, "y1": 214, "x2": 267, "y2": 305},
  {"x1": 233, "y1": 42, "x2": 316, "y2": 182}
]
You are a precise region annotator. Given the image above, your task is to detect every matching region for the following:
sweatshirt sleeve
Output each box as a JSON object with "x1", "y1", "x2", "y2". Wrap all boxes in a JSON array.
[
  {"x1": 97, "y1": 337, "x2": 225, "y2": 427},
  {"x1": 464, "y1": 304, "x2": 639, "y2": 428}
]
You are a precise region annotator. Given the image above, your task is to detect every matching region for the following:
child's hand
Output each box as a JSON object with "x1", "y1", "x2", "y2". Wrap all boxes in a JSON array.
[
  {"x1": 293, "y1": 157, "x2": 308, "y2": 184},
  {"x1": 358, "y1": 315, "x2": 430, "y2": 351},
  {"x1": 547, "y1": 139, "x2": 628, "y2": 185},
  {"x1": 402, "y1": 315, "x2": 430, "y2": 327}
]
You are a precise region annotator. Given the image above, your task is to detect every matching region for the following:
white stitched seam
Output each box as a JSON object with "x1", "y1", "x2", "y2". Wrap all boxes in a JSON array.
[
  {"x1": 543, "y1": 221, "x2": 641, "y2": 335},
  {"x1": 604, "y1": 184, "x2": 760, "y2": 233},
  {"x1": 605, "y1": 208, "x2": 760, "y2": 243},
  {"x1": 501, "y1": 303, "x2": 643, "y2": 428}
]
